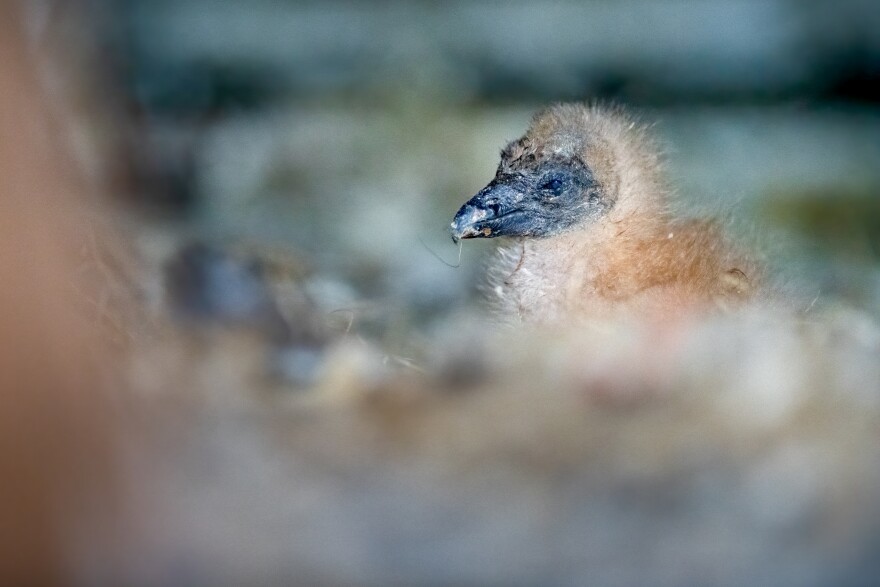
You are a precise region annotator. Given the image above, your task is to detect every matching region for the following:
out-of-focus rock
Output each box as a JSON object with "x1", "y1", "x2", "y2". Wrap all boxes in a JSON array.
[{"x1": 133, "y1": 306, "x2": 880, "y2": 587}]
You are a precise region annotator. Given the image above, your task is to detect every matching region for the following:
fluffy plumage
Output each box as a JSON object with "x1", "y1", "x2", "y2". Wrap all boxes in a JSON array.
[{"x1": 451, "y1": 103, "x2": 758, "y2": 323}]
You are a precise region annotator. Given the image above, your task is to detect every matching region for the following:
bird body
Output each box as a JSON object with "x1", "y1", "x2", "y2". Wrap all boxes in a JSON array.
[
  {"x1": 487, "y1": 217, "x2": 754, "y2": 323},
  {"x1": 451, "y1": 103, "x2": 756, "y2": 323}
]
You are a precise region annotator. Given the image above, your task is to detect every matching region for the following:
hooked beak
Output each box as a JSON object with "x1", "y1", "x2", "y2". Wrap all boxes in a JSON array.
[{"x1": 450, "y1": 181, "x2": 529, "y2": 242}]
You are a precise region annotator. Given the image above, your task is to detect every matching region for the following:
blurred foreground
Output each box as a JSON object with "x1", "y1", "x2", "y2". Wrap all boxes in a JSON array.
[{"x1": 2, "y1": 2, "x2": 880, "y2": 586}]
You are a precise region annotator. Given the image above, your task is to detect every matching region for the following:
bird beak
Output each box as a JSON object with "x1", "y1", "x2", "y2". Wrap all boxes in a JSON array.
[
  {"x1": 450, "y1": 181, "x2": 528, "y2": 242},
  {"x1": 450, "y1": 202, "x2": 494, "y2": 242}
]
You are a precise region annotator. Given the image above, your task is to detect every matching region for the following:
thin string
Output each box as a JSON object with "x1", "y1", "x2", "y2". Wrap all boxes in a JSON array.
[{"x1": 418, "y1": 236, "x2": 463, "y2": 268}]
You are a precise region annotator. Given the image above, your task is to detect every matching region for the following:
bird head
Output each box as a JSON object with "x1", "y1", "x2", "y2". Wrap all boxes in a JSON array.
[{"x1": 451, "y1": 104, "x2": 657, "y2": 242}]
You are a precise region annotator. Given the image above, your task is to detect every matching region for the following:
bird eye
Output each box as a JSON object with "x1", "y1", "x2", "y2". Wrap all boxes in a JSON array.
[{"x1": 542, "y1": 178, "x2": 564, "y2": 194}]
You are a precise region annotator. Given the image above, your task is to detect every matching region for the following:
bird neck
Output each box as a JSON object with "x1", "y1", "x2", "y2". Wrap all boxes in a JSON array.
[{"x1": 486, "y1": 212, "x2": 676, "y2": 322}]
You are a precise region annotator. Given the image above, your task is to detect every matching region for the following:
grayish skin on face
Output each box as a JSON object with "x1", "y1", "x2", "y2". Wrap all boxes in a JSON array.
[{"x1": 450, "y1": 154, "x2": 610, "y2": 243}]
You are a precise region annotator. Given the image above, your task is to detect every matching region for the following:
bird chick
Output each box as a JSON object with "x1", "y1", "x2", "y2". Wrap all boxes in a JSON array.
[{"x1": 451, "y1": 103, "x2": 757, "y2": 323}]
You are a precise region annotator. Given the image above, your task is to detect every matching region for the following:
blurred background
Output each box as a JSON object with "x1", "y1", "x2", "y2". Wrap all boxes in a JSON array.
[
  {"x1": 38, "y1": 0, "x2": 880, "y2": 332},
  {"x1": 5, "y1": 1, "x2": 880, "y2": 585}
]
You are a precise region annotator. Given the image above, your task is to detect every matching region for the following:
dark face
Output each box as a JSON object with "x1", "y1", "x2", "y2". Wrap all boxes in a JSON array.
[{"x1": 450, "y1": 154, "x2": 608, "y2": 242}]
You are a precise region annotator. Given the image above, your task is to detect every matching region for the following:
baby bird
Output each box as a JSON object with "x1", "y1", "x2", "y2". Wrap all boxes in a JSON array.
[{"x1": 451, "y1": 103, "x2": 756, "y2": 323}]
